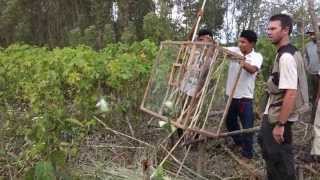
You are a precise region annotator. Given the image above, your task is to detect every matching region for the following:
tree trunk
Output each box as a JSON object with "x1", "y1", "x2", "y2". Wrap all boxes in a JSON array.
[{"x1": 307, "y1": 0, "x2": 320, "y2": 63}]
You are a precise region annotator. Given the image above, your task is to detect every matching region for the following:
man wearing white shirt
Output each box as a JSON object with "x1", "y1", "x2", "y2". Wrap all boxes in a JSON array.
[{"x1": 226, "y1": 30, "x2": 263, "y2": 160}]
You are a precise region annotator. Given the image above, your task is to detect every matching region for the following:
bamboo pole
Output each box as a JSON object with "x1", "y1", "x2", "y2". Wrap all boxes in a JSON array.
[
  {"x1": 181, "y1": 45, "x2": 210, "y2": 127},
  {"x1": 191, "y1": 0, "x2": 207, "y2": 42},
  {"x1": 216, "y1": 65, "x2": 243, "y2": 134},
  {"x1": 201, "y1": 53, "x2": 226, "y2": 130},
  {"x1": 141, "y1": 106, "x2": 261, "y2": 140},
  {"x1": 181, "y1": 127, "x2": 261, "y2": 146},
  {"x1": 159, "y1": 145, "x2": 209, "y2": 180},
  {"x1": 94, "y1": 116, "x2": 154, "y2": 148},
  {"x1": 158, "y1": 46, "x2": 185, "y2": 115},
  {"x1": 223, "y1": 145, "x2": 261, "y2": 178},
  {"x1": 175, "y1": 47, "x2": 219, "y2": 179},
  {"x1": 189, "y1": 47, "x2": 220, "y2": 128},
  {"x1": 175, "y1": 146, "x2": 192, "y2": 178},
  {"x1": 140, "y1": 44, "x2": 164, "y2": 108}
]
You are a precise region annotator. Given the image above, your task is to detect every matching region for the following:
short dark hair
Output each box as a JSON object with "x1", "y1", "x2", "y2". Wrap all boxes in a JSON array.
[
  {"x1": 306, "y1": 25, "x2": 320, "y2": 34},
  {"x1": 240, "y1": 30, "x2": 257, "y2": 43},
  {"x1": 269, "y1": 14, "x2": 293, "y2": 35},
  {"x1": 198, "y1": 29, "x2": 213, "y2": 38}
]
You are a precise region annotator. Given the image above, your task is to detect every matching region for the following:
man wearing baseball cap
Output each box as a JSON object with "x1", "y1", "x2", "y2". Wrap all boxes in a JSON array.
[{"x1": 305, "y1": 23, "x2": 320, "y2": 120}]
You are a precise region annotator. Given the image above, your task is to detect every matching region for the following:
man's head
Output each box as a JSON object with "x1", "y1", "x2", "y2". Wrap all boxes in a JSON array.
[
  {"x1": 306, "y1": 24, "x2": 320, "y2": 42},
  {"x1": 197, "y1": 29, "x2": 213, "y2": 42},
  {"x1": 238, "y1": 30, "x2": 257, "y2": 55},
  {"x1": 267, "y1": 14, "x2": 293, "y2": 45},
  {"x1": 307, "y1": 31, "x2": 317, "y2": 42}
]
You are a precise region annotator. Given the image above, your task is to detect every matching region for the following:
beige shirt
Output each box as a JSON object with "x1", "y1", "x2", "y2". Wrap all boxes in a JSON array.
[{"x1": 264, "y1": 52, "x2": 298, "y2": 122}]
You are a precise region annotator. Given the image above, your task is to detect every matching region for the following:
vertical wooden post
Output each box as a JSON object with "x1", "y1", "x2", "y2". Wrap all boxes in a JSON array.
[{"x1": 217, "y1": 66, "x2": 243, "y2": 134}]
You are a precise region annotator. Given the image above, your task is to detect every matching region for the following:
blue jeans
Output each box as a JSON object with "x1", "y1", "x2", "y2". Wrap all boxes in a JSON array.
[{"x1": 226, "y1": 98, "x2": 254, "y2": 158}]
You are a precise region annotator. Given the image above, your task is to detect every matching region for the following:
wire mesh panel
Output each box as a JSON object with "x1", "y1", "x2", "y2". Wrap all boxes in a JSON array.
[{"x1": 141, "y1": 41, "x2": 260, "y2": 137}]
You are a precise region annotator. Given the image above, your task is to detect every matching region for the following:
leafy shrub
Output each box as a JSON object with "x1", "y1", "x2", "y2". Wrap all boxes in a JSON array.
[{"x1": 0, "y1": 40, "x2": 157, "y2": 178}]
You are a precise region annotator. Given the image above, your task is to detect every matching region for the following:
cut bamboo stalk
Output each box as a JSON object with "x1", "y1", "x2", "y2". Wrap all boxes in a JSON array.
[
  {"x1": 158, "y1": 46, "x2": 185, "y2": 114},
  {"x1": 141, "y1": 106, "x2": 261, "y2": 139},
  {"x1": 177, "y1": 96, "x2": 190, "y2": 124},
  {"x1": 140, "y1": 44, "x2": 164, "y2": 108},
  {"x1": 183, "y1": 46, "x2": 218, "y2": 128},
  {"x1": 182, "y1": 127, "x2": 260, "y2": 146},
  {"x1": 223, "y1": 145, "x2": 261, "y2": 178},
  {"x1": 216, "y1": 65, "x2": 243, "y2": 134},
  {"x1": 190, "y1": 47, "x2": 220, "y2": 128},
  {"x1": 175, "y1": 146, "x2": 192, "y2": 178},
  {"x1": 187, "y1": 49, "x2": 215, "y2": 126},
  {"x1": 159, "y1": 145, "x2": 209, "y2": 180},
  {"x1": 201, "y1": 54, "x2": 226, "y2": 129},
  {"x1": 94, "y1": 116, "x2": 154, "y2": 148},
  {"x1": 191, "y1": 0, "x2": 207, "y2": 42}
]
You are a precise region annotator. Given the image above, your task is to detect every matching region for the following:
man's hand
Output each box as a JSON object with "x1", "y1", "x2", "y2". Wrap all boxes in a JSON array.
[
  {"x1": 197, "y1": 9, "x2": 204, "y2": 17},
  {"x1": 239, "y1": 60, "x2": 245, "y2": 67},
  {"x1": 238, "y1": 60, "x2": 259, "y2": 74},
  {"x1": 272, "y1": 125, "x2": 285, "y2": 144}
]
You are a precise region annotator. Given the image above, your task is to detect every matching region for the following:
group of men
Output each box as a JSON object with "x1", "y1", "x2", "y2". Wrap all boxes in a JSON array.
[{"x1": 184, "y1": 13, "x2": 319, "y2": 179}]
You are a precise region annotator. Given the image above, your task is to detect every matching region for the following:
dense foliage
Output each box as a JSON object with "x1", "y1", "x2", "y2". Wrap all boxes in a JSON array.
[{"x1": 0, "y1": 40, "x2": 157, "y2": 178}]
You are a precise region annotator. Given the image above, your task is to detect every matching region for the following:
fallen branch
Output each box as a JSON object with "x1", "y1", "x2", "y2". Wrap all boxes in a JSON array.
[
  {"x1": 223, "y1": 145, "x2": 263, "y2": 178},
  {"x1": 182, "y1": 127, "x2": 260, "y2": 146},
  {"x1": 94, "y1": 116, "x2": 154, "y2": 148},
  {"x1": 125, "y1": 115, "x2": 135, "y2": 137},
  {"x1": 299, "y1": 164, "x2": 319, "y2": 175},
  {"x1": 159, "y1": 144, "x2": 210, "y2": 180},
  {"x1": 85, "y1": 144, "x2": 145, "y2": 149}
]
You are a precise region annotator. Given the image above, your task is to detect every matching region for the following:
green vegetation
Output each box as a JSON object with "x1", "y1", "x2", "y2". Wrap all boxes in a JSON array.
[{"x1": 0, "y1": 40, "x2": 157, "y2": 178}]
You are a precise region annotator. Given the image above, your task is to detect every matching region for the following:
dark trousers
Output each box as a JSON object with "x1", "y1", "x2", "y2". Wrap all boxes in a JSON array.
[
  {"x1": 308, "y1": 73, "x2": 318, "y2": 121},
  {"x1": 226, "y1": 98, "x2": 254, "y2": 158},
  {"x1": 258, "y1": 116, "x2": 295, "y2": 180}
]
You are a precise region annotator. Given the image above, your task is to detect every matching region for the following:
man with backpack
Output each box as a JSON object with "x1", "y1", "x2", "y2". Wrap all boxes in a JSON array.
[{"x1": 258, "y1": 14, "x2": 309, "y2": 179}]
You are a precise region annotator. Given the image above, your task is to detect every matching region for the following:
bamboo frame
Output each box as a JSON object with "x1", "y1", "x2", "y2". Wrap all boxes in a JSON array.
[
  {"x1": 216, "y1": 67, "x2": 243, "y2": 134},
  {"x1": 141, "y1": 41, "x2": 258, "y2": 139}
]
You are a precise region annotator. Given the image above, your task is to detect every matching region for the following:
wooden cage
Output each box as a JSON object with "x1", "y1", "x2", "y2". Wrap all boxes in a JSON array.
[{"x1": 141, "y1": 41, "x2": 260, "y2": 140}]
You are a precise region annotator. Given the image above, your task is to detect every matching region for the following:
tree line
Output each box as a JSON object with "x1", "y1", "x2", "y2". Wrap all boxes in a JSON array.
[{"x1": 0, "y1": 0, "x2": 318, "y2": 48}]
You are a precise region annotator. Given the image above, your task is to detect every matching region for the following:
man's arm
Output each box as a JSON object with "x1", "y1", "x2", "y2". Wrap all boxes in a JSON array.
[
  {"x1": 240, "y1": 61, "x2": 259, "y2": 74},
  {"x1": 272, "y1": 89, "x2": 297, "y2": 144},
  {"x1": 278, "y1": 89, "x2": 297, "y2": 124}
]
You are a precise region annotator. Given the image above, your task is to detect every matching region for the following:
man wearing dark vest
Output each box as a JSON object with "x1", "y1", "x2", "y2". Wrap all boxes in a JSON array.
[{"x1": 258, "y1": 14, "x2": 309, "y2": 179}]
